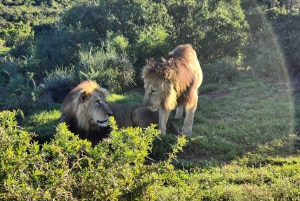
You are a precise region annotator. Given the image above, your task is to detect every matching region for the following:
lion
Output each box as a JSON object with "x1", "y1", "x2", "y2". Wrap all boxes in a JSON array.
[
  {"x1": 58, "y1": 80, "x2": 180, "y2": 146},
  {"x1": 142, "y1": 44, "x2": 203, "y2": 135}
]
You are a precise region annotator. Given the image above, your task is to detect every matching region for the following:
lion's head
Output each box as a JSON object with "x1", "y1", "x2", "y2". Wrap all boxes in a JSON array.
[
  {"x1": 142, "y1": 58, "x2": 178, "y2": 111},
  {"x1": 58, "y1": 80, "x2": 113, "y2": 137}
]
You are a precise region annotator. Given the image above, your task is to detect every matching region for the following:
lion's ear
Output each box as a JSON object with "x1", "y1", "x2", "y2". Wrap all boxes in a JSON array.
[
  {"x1": 145, "y1": 58, "x2": 150, "y2": 64},
  {"x1": 80, "y1": 91, "x2": 92, "y2": 103},
  {"x1": 99, "y1": 87, "x2": 110, "y2": 98}
]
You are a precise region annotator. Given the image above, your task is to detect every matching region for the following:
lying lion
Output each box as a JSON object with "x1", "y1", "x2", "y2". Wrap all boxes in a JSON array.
[
  {"x1": 142, "y1": 44, "x2": 203, "y2": 135},
  {"x1": 58, "y1": 80, "x2": 181, "y2": 146}
]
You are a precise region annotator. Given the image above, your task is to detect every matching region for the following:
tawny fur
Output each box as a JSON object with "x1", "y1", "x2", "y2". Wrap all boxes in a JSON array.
[
  {"x1": 142, "y1": 44, "x2": 203, "y2": 135},
  {"x1": 58, "y1": 80, "x2": 181, "y2": 146}
]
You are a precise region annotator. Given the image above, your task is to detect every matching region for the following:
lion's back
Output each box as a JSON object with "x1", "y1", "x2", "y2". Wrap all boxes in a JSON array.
[{"x1": 171, "y1": 44, "x2": 203, "y2": 92}]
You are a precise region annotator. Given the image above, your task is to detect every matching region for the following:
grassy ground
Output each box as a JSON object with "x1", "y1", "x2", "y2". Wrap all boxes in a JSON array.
[
  {"x1": 21, "y1": 74, "x2": 300, "y2": 199},
  {"x1": 180, "y1": 78, "x2": 297, "y2": 164}
]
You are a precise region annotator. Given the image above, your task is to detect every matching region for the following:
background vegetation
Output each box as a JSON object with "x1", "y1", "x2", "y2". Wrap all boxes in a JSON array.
[{"x1": 1, "y1": 0, "x2": 300, "y2": 200}]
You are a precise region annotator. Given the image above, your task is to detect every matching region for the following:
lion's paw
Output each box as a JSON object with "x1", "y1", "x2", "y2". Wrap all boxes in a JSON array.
[
  {"x1": 174, "y1": 114, "x2": 183, "y2": 119},
  {"x1": 181, "y1": 127, "x2": 192, "y2": 135}
]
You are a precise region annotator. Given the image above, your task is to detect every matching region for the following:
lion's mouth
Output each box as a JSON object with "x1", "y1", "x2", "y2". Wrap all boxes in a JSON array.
[{"x1": 97, "y1": 119, "x2": 109, "y2": 127}]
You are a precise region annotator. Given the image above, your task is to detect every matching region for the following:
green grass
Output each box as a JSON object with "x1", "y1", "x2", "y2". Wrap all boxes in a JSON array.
[
  {"x1": 19, "y1": 75, "x2": 300, "y2": 200},
  {"x1": 180, "y1": 78, "x2": 297, "y2": 164}
]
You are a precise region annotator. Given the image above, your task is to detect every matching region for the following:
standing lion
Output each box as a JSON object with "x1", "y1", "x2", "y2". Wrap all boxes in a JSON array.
[
  {"x1": 142, "y1": 44, "x2": 203, "y2": 135},
  {"x1": 58, "y1": 80, "x2": 180, "y2": 146}
]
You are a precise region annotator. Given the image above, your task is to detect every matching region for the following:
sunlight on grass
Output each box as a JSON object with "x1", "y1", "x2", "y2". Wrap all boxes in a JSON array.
[
  {"x1": 107, "y1": 92, "x2": 143, "y2": 104},
  {"x1": 181, "y1": 78, "x2": 297, "y2": 164},
  {"x1": 107, "y1": 93, "x2": 127, "y2": 102}
]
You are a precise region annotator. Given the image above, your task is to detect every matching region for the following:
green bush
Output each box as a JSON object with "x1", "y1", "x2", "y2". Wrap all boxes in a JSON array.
[
  {"x1": 34, "y1": 27, "x2": 83, "y2": 73},
  {"x1": 202, "y1": 58, "x2": 241, "y2": 86},
  {"x1": 78, "y1": 48, "x2": 135, "y2": 93},
  {"x1": 0, "y1": 110, "x2": 196, "y2": 200},
  {"x1": 43, "y1": 66, "x2": 78, "y2": 103},
  {"x1": 0, "y1": 72, "x2": 46, "y2": 113}
]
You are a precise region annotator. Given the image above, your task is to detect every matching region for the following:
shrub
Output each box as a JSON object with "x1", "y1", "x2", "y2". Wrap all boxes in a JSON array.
[
  {"x1": 0, "y1": 110, "x2": 199, "y2": 200},
  {"x1": 34, "y1": 27, "x2": 80, "y2": 73},
  {"x1": 0, "y1": 55, "x2": 52, "y2": 112},
  {"x1": 106, "y1": 32, "x2": 130, "y2": 54},
  {"x1": 43, "y1": 66, "x2": 78, "y2": 103},
  {"x1": 78, "y1": 48, "x2": 135, "y2": 93},
  {"x1": 202, "y1": 58, "x2": 241, "y2": 86},
  {"x1": 0, "y1": 72, "x2": 45, "y2": 112}
]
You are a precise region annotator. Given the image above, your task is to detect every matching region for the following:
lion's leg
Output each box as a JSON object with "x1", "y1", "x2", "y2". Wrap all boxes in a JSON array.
[
  {"x1": 159, "y1": 106, "x2": 170, "y2": 135},
  {"x1": 182, "y1": 92, "x2": 198, "y2": 135},
  {"x1": 174, "y1": 104, "x2": 184, "y2": 119}
]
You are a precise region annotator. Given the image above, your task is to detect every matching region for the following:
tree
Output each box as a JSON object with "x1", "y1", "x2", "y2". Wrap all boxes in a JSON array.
[{"x1": 164, "y1": 0, "x2": 248, "y2": 62}]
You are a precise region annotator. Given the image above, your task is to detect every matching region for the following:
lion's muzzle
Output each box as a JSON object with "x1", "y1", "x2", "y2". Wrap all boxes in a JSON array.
[
  {"x1": 143, "y1": 98, "x2": 149, "y2": 106},
  {"x1": 143, "y1": 96, "x2": 159, "y2": 111},
  {"x1": 97, "y1": 119, "x2": 109, "y2": 127}
]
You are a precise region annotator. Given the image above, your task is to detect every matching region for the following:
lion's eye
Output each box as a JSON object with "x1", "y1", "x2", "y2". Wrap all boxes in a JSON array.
[
  {"x1": 151, "y1": 90, "x2": 156, "y2": 94},
  {"x1": 96, "y1": 100, "x2": 102, "y2": 106}
]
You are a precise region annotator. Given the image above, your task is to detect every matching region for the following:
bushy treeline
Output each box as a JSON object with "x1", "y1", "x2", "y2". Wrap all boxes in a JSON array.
[{"x1": 1, "y1": 0, "x2": 300, "y2": 113}]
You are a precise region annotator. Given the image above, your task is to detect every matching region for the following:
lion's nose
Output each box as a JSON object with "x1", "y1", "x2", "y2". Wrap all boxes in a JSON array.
[
  {"x1": 143, "y1": 98, "x2": 149, "y2": 106},
  {"x1": 107, "y1": 111, "x2": 113, "y2": 116}
]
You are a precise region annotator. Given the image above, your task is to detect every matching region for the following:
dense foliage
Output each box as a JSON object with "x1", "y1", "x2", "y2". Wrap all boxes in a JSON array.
[
  {"x1": 0, "y1": 110, "x2": 191, "y2": 200},
  {"x1": 1, "y1": 0, "x2": 299, "y2": 111},
  {"x1": 0, "y1": 0, "x2": 249, "y2": 108}
]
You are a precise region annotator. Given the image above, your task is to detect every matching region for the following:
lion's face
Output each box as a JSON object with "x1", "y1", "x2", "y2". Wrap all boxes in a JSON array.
[
  {"x1": 83, "y1": 91, "x2": 113, "y2": 129},
  {"x1": 143, "y1": 80, "x2": 164, "y2": 111},
  {"x1": 60, "y1": 80, "x2": 113, "y2": 132}
]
